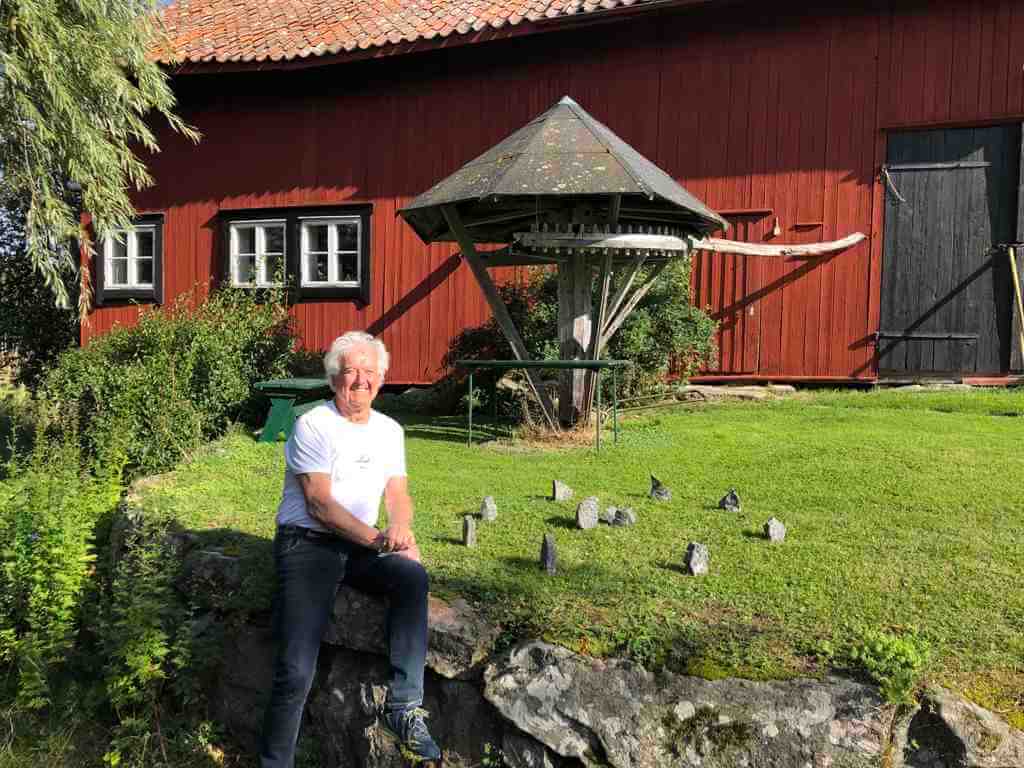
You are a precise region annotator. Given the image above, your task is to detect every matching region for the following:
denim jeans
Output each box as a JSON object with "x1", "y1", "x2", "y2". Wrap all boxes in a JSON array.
[{"x1": 258, "y1": 526, "x2": 429, "y2": 768}]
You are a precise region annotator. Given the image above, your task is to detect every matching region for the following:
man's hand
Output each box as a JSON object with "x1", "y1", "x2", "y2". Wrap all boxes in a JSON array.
[{"x1": 380, "y1": 523, "x2": 415, "y2": 553}]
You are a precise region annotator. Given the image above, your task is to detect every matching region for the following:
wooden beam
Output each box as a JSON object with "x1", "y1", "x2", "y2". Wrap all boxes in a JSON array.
[
  {"x1": 441, "y1": 204, "x2": 559, "y2": 431},
  {"x1": 515, "y1": 230, "x2": 689, "y2": 252},
  {"x1": 692, "y1": 232, "x2": 867, "y2": 257},
  {"x1": 604, "y1": 253, "x2": 647, "y2": 324},
  {"x1": 600, "y1": 261, "x2": 667, "y2": 349},
  {"x1": 582, "y1": 250, "x2": 613, "y2": 422}
]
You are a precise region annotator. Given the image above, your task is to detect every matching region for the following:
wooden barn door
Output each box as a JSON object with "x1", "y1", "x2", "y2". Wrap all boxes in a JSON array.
[{"x1": 879, "y1": 125, "x2": 1019, "y2": 376}]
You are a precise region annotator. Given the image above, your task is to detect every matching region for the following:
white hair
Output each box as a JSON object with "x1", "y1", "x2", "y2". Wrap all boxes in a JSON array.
[{"x1": 324, "y1": 331, "x2": 390, "y2": 391}]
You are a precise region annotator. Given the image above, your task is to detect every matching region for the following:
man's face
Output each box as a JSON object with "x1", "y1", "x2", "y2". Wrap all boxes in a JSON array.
[{"x1": 334, "y1": 343, "x2": 383, "y2": 414}]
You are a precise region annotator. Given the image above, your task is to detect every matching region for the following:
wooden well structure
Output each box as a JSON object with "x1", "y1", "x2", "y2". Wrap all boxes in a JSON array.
[{"x1": 400, "y1": 96, "x2": 862, "y2": 429}]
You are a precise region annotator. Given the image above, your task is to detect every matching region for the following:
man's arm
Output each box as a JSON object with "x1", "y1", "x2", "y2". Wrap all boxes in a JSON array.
[
  {"x1": 297, "y1": 472, "x2": 384, "y2": 549},
  {"x1": 382, "y1": 475, "x2": 416, "y2": 553}
]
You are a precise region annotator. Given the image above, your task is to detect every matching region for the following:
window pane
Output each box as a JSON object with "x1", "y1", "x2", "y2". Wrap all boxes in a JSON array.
[
  {"x1": 264, "y1": 225, "x2": 284, "y2": 254},
  {"x1": 337, "y1": 222, "x2": 358, "y2": 251},
  {"x1": 236, "y1": 254, "x2": 256, "y2": 284},
  {"x1": 136, "y1": 230, "x2": 155, "y2": 260},
  {"x1": 338, "y1": 252, "x2": 358, "y2": 282},
  {"x1": 111, "y1": 237, "x2": 128, "y2": 260},
  {"x1": 264, "y1": 252, "x2": 282, "y2": 283},
  {"x1": 111, "y1": 258, "x2": 128, "y2": 285},
  {"x1": 136, "y1": 258, "x2": 153, "y2": 286},
  {"x1": 308, "y1": 224, "x2": 329, "y2": 253},
  {"x1": 236, "y1": 226, "x2": 256, "y2": 254},
  {"x1": 304, "y1": 253, "x2": 329, "y2": 283}
]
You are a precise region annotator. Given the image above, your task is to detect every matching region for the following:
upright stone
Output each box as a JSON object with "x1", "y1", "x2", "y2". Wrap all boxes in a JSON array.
[
  {"x1": 575, "y1": 497, "x2": 599, "y2": 529},
  {"x1": 480, "y1": 496, "x2": 498, "y2": 522},
  {"x1": 540, "y1": 534, "x2": 557, "y2": 575},
  {"x1": 611, "y1": 507, "x2": 636, "y2": 527},
  {"x1": 684, "y1": 542, "x2": 710, "y2": 575},
  {"x1": 552, "y1": 480, "x2": 574, "y2": 502},
  {"x1": 718, "y1": 488, "x2": 741, "y2": 512},
  {"x1": 650, "y1": 474, "x2": 672, "y2": 501},
  {"x1": 462, "y1": 515, "x2": 477, "y2": 547},
  {"x1": 764, "y1": 517, "x2": 786, "y2": 542}
]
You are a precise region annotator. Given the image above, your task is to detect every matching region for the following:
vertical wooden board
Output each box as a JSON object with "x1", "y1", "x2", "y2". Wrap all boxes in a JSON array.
[
  {"x1": 755, "y1": 37, "x2": 787, "y2": 375},
  {"x1": 950, "y1": 0, "x2": 983, "y2": 120},
  {"x1": 796, "y1": 29, "x2": 830, "y2": 375},
  {"x1": 977, "y1": 0, "x2": 999, "y2": 117},
  {"x1": 905, "y1": 7, "x2": 931, "y2": 125},
  {"x1": 922, "y1": 1, "x2": 955, "y2": 125},
  {"x1": 991, "y1": 0, "x2": 1013, "y2": 116},
  {"x1": 1009, "y1": 3, "x2": 1024, "y2": 116}
]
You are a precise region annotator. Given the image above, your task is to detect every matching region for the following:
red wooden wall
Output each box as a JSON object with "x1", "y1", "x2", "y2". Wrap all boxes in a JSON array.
[{"x1": 83, "y1": 0, "x2": 1024, "y2": 384}]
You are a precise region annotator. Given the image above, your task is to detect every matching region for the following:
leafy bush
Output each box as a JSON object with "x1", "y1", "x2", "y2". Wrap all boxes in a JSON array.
[
  {"x1": 0, "y1": 206, "x2": 79, "y2": 388},
  {"x1": 43, "y1": 288, "x2": 297, "y2": 475},
  {"x1": 0, "y1": 426, "x2": 122, "y2": 710},
  {"x1": 849, "y1": 628, "x2": 931, "y2": 706},
  {"x1": 444, "y1": 258, "x2": 717, "y2": 414}
]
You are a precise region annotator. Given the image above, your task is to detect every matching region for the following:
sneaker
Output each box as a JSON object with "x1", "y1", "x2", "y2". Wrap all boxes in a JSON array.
[{"x1": 381, "y1": 705, "x2": 442, "y2": 762}]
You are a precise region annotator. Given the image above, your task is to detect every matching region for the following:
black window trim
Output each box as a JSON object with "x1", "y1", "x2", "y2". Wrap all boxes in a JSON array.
[
  {"x1": 218, "y1": 204, "x2": 372, "y2": 306},
  {"x1": 95, "y1": 213, "x2": 164, "y2": 307}
]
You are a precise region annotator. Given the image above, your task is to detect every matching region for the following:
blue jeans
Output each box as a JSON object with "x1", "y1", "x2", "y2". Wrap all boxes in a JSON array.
[{"x1": 258, "y1": 526, "x2": 430, "y2": 768}]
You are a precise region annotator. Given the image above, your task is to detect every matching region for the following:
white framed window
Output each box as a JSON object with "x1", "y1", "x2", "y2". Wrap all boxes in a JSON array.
[
  {"x1": 228, "y1": 219, "x2": 286, "y2": 287},
  {"x1": 104, "y1": 225, "x2": 156, "y2": 289},
  {"x1": 300, "y1": 216, "x2": 361, "y2": 287}
]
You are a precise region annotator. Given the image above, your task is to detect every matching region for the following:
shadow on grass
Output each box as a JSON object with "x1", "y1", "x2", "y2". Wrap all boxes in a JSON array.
[{"x1": 544, "y1": 516, "x2": 576, "y2": 530}]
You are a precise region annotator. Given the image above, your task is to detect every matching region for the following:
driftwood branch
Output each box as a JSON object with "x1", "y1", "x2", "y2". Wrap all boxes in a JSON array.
[{"x1": 692, "y1": 232, "x2": 866, "y2": 257}]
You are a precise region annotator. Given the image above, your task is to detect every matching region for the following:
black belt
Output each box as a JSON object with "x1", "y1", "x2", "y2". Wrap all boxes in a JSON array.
[{"x1": 278, "y1": 524, "x2": 343, "y2": 543}]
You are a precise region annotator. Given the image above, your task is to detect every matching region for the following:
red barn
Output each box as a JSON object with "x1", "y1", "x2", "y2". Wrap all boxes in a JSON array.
[{"x1": 83, "y1": 0, "x2": 1024, "y2": 385}]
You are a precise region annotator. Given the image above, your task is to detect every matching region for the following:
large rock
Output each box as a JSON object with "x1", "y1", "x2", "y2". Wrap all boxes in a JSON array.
[
  {"x1": 483, "y1": 640, "x2": 891, "y2": 768},
  {"x1": 323, "y1": 587, "x2": 500, "y2": 680},
  {"x1": 309, "y1": 646, "x2": 504, "y2": 767},
  {"x1": 213, "y1": 624, "x2": 275, "y2": 751},
  {"x1": 894, "y1": 686, "x2": 1024, "y2": 768}
]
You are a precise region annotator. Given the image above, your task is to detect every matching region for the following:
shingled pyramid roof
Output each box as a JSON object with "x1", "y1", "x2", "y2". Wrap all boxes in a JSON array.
[{"x1": 399, "y1": 96, "x2": 726, "y2": 245}]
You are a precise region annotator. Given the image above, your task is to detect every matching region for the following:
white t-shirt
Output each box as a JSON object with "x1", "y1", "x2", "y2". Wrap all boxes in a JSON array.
[{"x1": 276, "y1": 402, "x2": 407, "y2": 531}]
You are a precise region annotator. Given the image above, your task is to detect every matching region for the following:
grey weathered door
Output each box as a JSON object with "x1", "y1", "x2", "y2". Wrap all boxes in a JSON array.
[{"x1": 879, "y1": 125, "x2": 1019, "y2": 375}]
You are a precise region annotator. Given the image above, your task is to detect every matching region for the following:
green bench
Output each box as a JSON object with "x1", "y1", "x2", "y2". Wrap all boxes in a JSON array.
[{"x1": 254, "y1": 377, "x2": 332, "y2": 443}]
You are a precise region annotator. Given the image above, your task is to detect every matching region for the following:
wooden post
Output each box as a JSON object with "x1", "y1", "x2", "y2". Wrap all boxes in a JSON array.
[
  {"x1": 1010, "y1": 246, "x2": 1024, "y2": 371},
  {"x1": 442, "y1": 205, "x2": 559, "y2": 431},
  {"x1": 558, "y1": 251, "x2": 592, "y2": 425},
  {"x1": 581, "y1": 251, "x2": 613, "y2": 422}
]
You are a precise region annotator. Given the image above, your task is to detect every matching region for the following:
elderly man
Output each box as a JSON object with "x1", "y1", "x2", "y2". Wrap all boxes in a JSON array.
[{"x1": 258, "y1": 331, "x2": 441, "y2": 767}]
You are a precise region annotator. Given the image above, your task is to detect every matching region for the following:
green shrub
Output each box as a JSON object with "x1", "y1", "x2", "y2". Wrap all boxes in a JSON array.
[
  {"x1": 0, "y1": 426, "x2": 122, "y2": 710},
  {"x1": 43, "y1": 287, "x2": 297, "y2": 476},
  {"x1": 444, "y1": 258, "x2": 717, "y2": 415},
  {"x1": 848, "y1": 628, "x2": 931, "y2": 706}
]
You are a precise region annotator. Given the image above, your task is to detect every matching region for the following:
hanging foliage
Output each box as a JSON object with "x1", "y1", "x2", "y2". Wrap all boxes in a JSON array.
[{"x1": 0, "y1": 0, "x2": 198, "y2": 311}]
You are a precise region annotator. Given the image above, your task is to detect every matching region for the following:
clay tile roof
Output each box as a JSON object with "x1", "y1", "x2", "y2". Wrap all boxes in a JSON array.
[{"x1": 156, "y1": 0, "x2": 674, "y2": 66}]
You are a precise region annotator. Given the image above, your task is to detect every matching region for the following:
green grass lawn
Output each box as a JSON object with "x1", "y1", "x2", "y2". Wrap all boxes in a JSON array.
[{"x1": 137, "y1": 387, "x2": 1024, "y2": 726}]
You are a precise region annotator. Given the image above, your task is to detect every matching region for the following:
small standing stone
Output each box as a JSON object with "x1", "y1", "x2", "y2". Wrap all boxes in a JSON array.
[
  {"x1": 650, "y1": 474, "x2": 672, "y2": 502},
  {"x1": 576, "y1": 497, "x2": 599, "y2": 530},
  {"x1": 552, "y1": 480, "x2": 574, "y2": 502},
  {"x1": 462, "y1": 515, "x2": 477, "y2": 547},
  {"x1": 684, "y1": 542, "x2": 710, "y2": 576},
  {"x1": 611, "y1": 507, "x2": 637, "y2": 527},
  {"x1": 764, "y1": 517, "x2": 786, "y2": 543},
  {"x1": 480, "y1": 496, "x2": 498, "y2": 522},
  {"x1": 540, "y1": 534, "x2": 557, "y2": 575},
  {"x1": 599, "y1": 506, "x2": 617, "y2": 525},
  {"x1": 718, "y1": 488, "x2": 742, "y2": 512}
]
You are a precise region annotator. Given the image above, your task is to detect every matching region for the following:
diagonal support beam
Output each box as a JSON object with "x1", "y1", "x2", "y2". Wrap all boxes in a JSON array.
[
  {"x1": 600, "y1": 261, "x2": 668, "y2": 350},
  {"x1": 442, "y1": 204, "x2": 559, "y2": 432}
]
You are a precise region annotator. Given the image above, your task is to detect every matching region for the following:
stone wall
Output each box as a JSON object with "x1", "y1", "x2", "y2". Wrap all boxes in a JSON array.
[{"x1": 174, "y1": 538, "x2": 1024, "y2": 768}]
